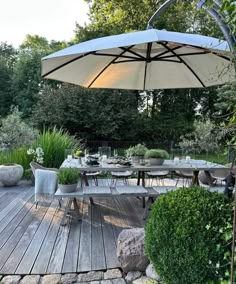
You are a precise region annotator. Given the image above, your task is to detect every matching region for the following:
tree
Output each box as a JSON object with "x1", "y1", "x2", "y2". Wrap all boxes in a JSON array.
[
  {"x1": 31, "y1": 84, "x2": 140, "y2": 141},
  {"x1": 0, "y1": 42, "x2": 17, "y2": 115}
]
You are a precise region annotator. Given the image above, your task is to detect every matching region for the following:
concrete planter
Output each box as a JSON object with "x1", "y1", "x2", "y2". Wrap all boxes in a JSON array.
[
  {"x1": 148, "y1": 158, "x2": 164, "y2": 166},
  {"x1": 59, "y1": 183, "x2": 77, "y2": 193},
  {"x1": 0, "y1": 163, "x2": 24, "y2": 186}
]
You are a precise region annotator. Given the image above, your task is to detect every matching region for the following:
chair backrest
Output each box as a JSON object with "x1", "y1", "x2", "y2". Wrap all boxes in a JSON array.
[{"x1": 30, "y1": 162, "x2": 46, "y2": 176}]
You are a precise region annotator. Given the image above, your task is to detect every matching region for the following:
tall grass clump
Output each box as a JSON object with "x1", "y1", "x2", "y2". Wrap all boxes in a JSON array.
[
  {"x1": 34, "y1": 127, "x2": 78, "y2": 168},
  {"x1": 0, "y1": 147, "x2": 31, "y2": 170}
]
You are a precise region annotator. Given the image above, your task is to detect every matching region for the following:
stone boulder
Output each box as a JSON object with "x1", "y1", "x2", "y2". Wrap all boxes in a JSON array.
[{"x1": 117, "y1": 228, "x2": 149, "y2": 272}]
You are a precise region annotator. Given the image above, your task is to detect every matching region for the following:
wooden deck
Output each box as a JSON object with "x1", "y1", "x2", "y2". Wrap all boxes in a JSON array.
[{"x1": 0, "y1": 184, "x2": 144, "y2": 275}]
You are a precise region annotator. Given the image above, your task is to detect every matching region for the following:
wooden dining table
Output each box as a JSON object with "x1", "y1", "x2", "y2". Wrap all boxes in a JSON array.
[{"x1": 60, "y1": 158, "x2": 228, "y2": 187}]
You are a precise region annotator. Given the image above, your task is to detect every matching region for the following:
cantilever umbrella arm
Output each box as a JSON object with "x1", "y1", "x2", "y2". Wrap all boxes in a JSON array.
[{"x1": 147, "y1": 0, "x2": 235, "y2": 51}]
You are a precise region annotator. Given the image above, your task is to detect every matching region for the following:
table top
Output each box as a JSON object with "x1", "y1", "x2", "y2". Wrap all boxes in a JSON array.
[{"x1": 60, "y1": 158, "x2": 227, "y2": 172}]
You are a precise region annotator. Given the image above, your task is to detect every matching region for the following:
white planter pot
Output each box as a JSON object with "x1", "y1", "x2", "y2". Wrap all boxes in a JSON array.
[
  {"x1": 59, "y1": 183, "x2": 77, "y2": 193},
  {"x1": 0, "y1": 164, "x2": 24, "y2": 186},
  {"x1": 148, "y1": 158, "x2": 164, "y2": 166}
]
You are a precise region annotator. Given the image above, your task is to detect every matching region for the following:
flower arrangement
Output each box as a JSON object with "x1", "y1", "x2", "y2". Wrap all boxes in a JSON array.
[
  {"x1": 74, "y1": 148, "x2": 85, "y2": 158},
  {"x1": 27, "y1": 146, "x2": 44, "y2": 164}
]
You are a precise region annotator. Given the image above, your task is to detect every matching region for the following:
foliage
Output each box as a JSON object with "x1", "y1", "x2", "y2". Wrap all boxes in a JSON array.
[
  {"x1": 57, "y1": 168, "x2": 80, "y2": 184},
  {"x1": 145, "y1": 186, "x2": 233, "y2": 284},
  {"x1": 33, "y1": 127, "x2": 78, "y2": 168},
  {"x1": 144, "y1": 149, "x2": 169, "y2": 159},
  {"x1": 0, "y1": 107, "x2": 39, "y2": 150},
  {"x1": 126, "y1": 144, "x2": 148, "y2": 157},
  {"x1": 27, "y1": 146, "x2": 44, "y2": 164},
  {"x1": 215, "y1": 81, "x2": 236, "y2": 143},
  {"x1": 179, "y1": 119, "x2": 225, "y2": 153},
  {"x1": 0, "y1": 146, "x2": 31, "y2": 170},
  {"x1": 74, "y1": 148, "x2": 85, "y2": 158}
]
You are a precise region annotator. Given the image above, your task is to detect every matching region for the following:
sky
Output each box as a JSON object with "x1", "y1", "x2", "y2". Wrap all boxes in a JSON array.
[{"x1": 0, "y1": 0, "x2": 89, "y2": 47}]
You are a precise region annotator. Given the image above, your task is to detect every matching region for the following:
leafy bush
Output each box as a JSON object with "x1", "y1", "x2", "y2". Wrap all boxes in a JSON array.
[
  {"x1": 144, "y1": 149, "x2": 169, "y2": 159},
  {"x1": 57, "y1": 168, "x2": 80, "y2": 184},
  {"x1": 0, "y1": 107, "x2": 39, "y2": 149},
  {"x1": 178, "y1": 119, "x2": 225, "y2": 154},
  {"x1": 33, "y1": 127, "x2": 78, "y2": 168},
  {"x1": 126, "y1": 144, "x2": 148, "y2": 157},
  {"x1": 145, "y1": 187, "x2": 233, "y2": 284}
]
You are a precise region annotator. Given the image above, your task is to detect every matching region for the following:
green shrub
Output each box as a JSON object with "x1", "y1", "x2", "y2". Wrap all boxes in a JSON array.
[
  {"x1": 144, "y1": 149, "x2": 169, "y2": 159},
  {"x1": 33, "y1": 127, "x2": 78, "y2": 168},
  {"x1": 126, "y1": 144, "x2": 148, "y2": 157},
  {"x1": 0, "y1": 107, "x2": 39, "y2": 149},
  {"x1": 57, "y1": 168, "x2": 80, "y2": 184},
  {"x1": 145, "y1": 187, "x2": 233, "y2": 284}
]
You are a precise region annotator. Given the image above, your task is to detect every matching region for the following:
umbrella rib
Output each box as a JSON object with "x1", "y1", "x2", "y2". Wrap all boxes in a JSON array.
[
  {"x1": 160, "y1": 42, "x2": 206, "y2": 88},
  {"x1": 88, "y1": 45, "x2": 135, "y2": 88},
  {"x1": 152, "y1": 46, "x2": 182, "y2": 60},
  {"x1": 143, "y1": 42, "x2": 152, "y2": 91},
  {"x1": 112, "y1": 58, "x2": 181, "y2": 64},
  {"x1": 119, "y1": 47, "x2": 146, "y2": 60},
  {"x1": 42, "y1": 52, "x2": 93, "y2": 78},
  {"x1": 94, "y1": 52, "x2": 143, "y2": 60}
]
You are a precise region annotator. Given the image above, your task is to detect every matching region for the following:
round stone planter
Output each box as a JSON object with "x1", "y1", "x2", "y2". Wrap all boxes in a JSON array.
[
  {"x1": 59, "y1": 183, "x2": 77, "y2": 193},
  {"x1": 148, "y1": 158, "x2": 164, "y2": 166},
  {"x1": 0, "y1": 163, "x2": 24, "y2": 186}
]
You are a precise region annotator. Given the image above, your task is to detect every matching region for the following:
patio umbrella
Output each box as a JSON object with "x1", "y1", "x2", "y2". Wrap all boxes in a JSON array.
[{"x1": 41, "y1": 29, "x2": 234, "y2": 90}]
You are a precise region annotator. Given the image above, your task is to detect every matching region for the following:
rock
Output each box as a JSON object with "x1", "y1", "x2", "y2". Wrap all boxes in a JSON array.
[
  {"x1": 101, "y1": 280, "x2": 113, "y2": 284},
  {"x1": 1, "y1": 275, "x2": 21, "y2": 284},
  {"x1": 146, "y1": 264, "x2": 160, "y2": 282},
  {"x1": 111, "y1": 278, "x2": 126, "y2": 284},
  {"x1": 125, "y1": 271, "x2": 142, "y2": 283},
  {"x1": 133, "y1": 276, "x2": 158, "y2": 284},
  {"x1": 77, "y1": 271, "x2": 104, "y2": 282},
  {"x1": 20, "y1": 275, "x2": 40, "y2": 284},
  {"x1": 0, "y1": 275, "x2": 2, "y2": 281},
  {"x1": 117, "y1": 228, "x2": 149, "y2": 272},
  {"x1": 104, "y1": 269, "x2": 122, "y2": 279},
  {"x1": 61, "y1": 273, "x2": 78, "y2": 284},
  {"x1": 40, "y1": 274, "x2": 61, "y2": 284}
]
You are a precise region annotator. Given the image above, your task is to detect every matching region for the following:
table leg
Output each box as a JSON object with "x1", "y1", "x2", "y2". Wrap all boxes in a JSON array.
[
  {"x1": 82, "y1": 171, "x2": 94, "y2": 204},
  {"x1": 137, "y1": 171, "x2": 141, "y2": 185},
  {"x1": 192, "y1": 170, "x2": 200, "y2": 186},
  {"x1": 204, "y1": 170, "x2": 214, "y2": 186},
  {"x1": 61, "y1": 199, "x2": 73, "y2": 226}
]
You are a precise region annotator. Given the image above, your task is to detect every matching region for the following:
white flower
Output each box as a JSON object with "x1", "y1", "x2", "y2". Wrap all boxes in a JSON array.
[{"x1": 27, "y1": 146, "x2": 44, "y2": 164}]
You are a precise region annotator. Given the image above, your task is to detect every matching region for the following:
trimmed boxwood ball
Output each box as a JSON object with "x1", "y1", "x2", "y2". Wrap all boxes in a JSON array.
[{"x1": 145, "y1": 187, "x2": 233, "y2": 284}]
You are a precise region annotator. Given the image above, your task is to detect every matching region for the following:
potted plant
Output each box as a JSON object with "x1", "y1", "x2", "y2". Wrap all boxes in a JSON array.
[
  {"x1": 57, "y1": 168, "x2": 80, "y2": 193},
  {"x1": 126, "y1": 144, "x2": 148, "y2": 164},
  {"x1": 73, "y1": 148, "x2": 85, "y2": 164},
  {"x1": 144, "y1": 149, "x2": 169, "y2": 165}
]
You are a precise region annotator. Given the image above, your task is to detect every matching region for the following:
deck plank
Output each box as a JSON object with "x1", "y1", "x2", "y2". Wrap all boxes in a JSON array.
[
  {"x1": 0, "y1": 190, "x2": 32, "y2": 226},
  {"x1": 0, "y1": 191, "x2": 34, "y2": 238},
  {"x1": 15, "y1": 200, "x2": 58, "y2": 274},
  {"x1": 31, "y1": 206, "x2": 64, "y2": 274},
  {"x1": 0, "y1": 202, "x2": 44, "y2": 272},
  {"x1": 77, "y1": 198, "x2": 92, "y2": 272},
  {"x1": 46, "y1": 212, "x2": 71, "y2": 274},
  {"x1": 0, "y1": 195, "x2": 34, "y2": 250},
  {"x1": 99, "y1": 198, "x2": 120, "y2": 269},
  {"x1": 91, "y1": 200, "x2": 106, "y2": 271},
  {"x1": 62, "y1": 198, "x2": 83, "y2": 273}
]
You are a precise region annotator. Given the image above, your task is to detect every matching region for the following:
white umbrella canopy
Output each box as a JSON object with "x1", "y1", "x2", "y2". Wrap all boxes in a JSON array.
[{"x1": 42, "y1": 29, "x2": 235, "y2": 90}]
